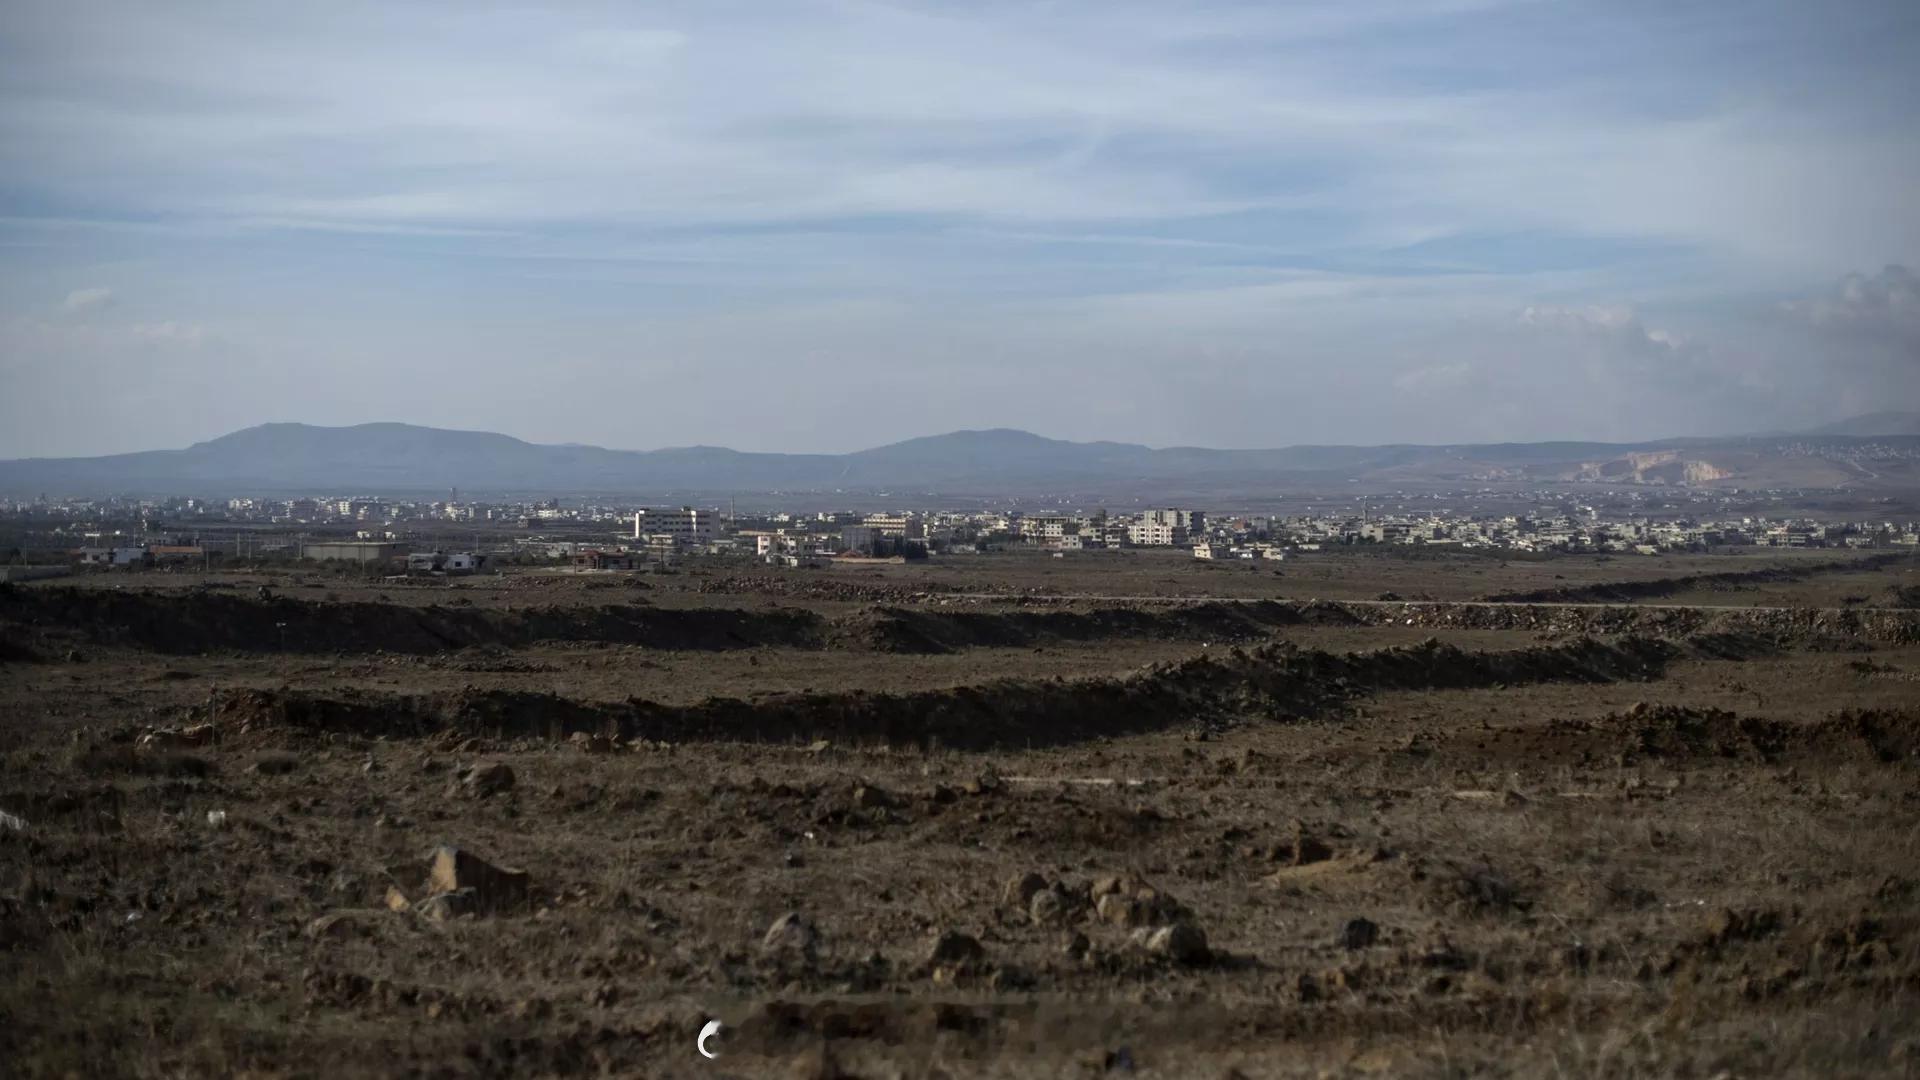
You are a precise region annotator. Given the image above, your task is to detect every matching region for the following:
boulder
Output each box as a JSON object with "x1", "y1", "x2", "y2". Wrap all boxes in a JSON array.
[
  {"x1": 457, "y1": 763, "x2": 516, "y2": 798},
  {"x1": 418, "y1": 888, "x2": 478, "y2": 922},
  {"x1": 961, "y1": 773, "x2": 1002, "y2": 796},
  {"x1": 427, "y1": 845, "x2": 529, "y2": 915},
  {"x1": 1029, "y1": 885, "x2": 1075, "y2": 927},
  {"x1": 1092, "y1": 876, "x2": 1185, "y2": 928},
  {"x1": 1145, "y1": 923, "x2": 1210, "y2": 966},
  {"x1": 568, "y1": 732, "x2": 614, "y2": 754},
  {"x1": 850, "y1": 783, "x2": 896, "y2": 810},
  {"x1": 249, "y1": 753, "x2": 299, "y2": 776},
  {"x1": 1340, "y1": 917, "x2": 1379, "y2": 951},
  {"x1": 1003, "y1": 872, "x2": 1048, "y2": 908},
  {"x1": 761, "y1": 912, "x2": 819, "y2": 956},
  {"x1": 1290, "y1": 820, "x2": 1333, "y2": 865},
  {"x1": 925, "y1": 930, "x2": 986, "y2": 969}
]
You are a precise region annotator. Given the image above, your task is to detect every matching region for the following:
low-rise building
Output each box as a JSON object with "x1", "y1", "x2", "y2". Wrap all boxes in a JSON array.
[{"x1": 301, "y1": 541, "x2": 405, "y2": 563}]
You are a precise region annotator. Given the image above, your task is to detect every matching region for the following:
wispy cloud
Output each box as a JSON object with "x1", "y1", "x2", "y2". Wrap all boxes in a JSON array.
[
  {"x1": 0, "y1": 1, "x2": 1914, "y2": 455},
  {"x1": 61, "y1": 287, "x2": 113, "y2": 313}
]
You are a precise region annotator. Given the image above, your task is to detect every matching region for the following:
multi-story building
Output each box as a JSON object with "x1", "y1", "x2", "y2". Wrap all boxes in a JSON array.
[
  {"x1": 861, "y1": 513, "x2": 924, "y2": 539},
  {"x1": 633, "y1": 507, "x2": 717, "y2": 544},
  {"x1": 1128, "y1": 508, "x2": 1204, "y2": 546}
]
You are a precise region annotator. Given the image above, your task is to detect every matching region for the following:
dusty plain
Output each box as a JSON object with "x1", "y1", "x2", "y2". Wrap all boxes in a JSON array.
[{"x1": 3, "y1": 546, "x2": 1919, "y2": 1078}]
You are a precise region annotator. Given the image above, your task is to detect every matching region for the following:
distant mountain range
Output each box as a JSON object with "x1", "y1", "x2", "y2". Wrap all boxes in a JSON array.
[
  {"x1": 2, "y1": 414, "x2": 1918, "y2": 498},
  {"x1": 1802, "y1": 411, "x2": 1920, "y2": 437}
]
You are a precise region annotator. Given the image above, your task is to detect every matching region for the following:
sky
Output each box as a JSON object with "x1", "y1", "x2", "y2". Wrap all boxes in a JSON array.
[{"x1": 1, "y1": 0, "x2": 1917, "y2": 458}]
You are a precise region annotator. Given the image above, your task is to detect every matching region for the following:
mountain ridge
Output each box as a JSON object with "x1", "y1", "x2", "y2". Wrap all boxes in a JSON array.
[{"x1": 2, "y1": 415, "x2": 1917, "y2": 497}]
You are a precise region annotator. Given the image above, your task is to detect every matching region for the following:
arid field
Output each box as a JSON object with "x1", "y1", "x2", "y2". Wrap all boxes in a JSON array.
[{"x1": 3, "y1": 547, "x2": 1918, "y2": 1078}]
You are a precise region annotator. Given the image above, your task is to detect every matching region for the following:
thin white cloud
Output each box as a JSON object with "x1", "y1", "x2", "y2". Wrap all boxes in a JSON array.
[
  {"x1": 0, "y1": 2, "x2": 1914, "y2": 455},
  {"x1": 62, "y1": 287, "x2": 113, "y2": 313}
]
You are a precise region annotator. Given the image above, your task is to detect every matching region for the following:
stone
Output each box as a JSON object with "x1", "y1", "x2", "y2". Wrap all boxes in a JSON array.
[
  {"x1": 569, "y1": 732, "x2": 614, "y2": 754},
  {"x1": 961, "y1": 773, "x2": 1002, "y2": 796},
  {"x1": 418, "y1": 889, "x2": 478, "y2": 922},
  {"x1": 1096, "y1": 892, "x2": 1142, "y2": 927},
  {"x1": 460, "y1": 763, "x2": 516, "y2": 798},
  {"x1": 1029, "y1": 886, "x2": 1073, "y2": 927},
  {"x1": 1004, "y1": 872, "x2": 1048, "y2": 908},
  {"x1": 1340, "y1": 917, "x2": 1379, "y2": 951},
  {"x1": 307, "y1": 909, "x2": 383, "y2": 939},
  {"x1": 925, "y1": 930, "x2": 986, "y2": 969},
  {"x1": 427, "y1": 845, "x2": 530, "y2": 915},
  {"x1": 1291, "y1": 820, "x2": 1333, "y2": 865},
  {"x1": 384, "y1": 886, "x2": 412, "y2": 913},
  {"x1": 250, "y1": 754, "x2": 299, "y2": 776},
  {"x1": 1144, "y1": 922, "x2": 1205, "y2": 960},
  {"x1": 762, "y1": 912, "x2": 818, "y2": 956},
  {"x1": 851, "y1": 783, "x2": 896, "y2": 810}
]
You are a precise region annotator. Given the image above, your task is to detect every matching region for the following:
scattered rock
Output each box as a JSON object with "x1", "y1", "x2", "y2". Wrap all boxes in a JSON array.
[
  {"x1": 1703, "y1": 906, "x2": 1781, "y2": 948},
  {"x1": 458, "y1": 763, "x2": 517, "y2": 798},
  {"x1": 762, "y1": 912, "x2": 819, "y2": 956},
  {"x1": 925, "y1": 930, "x2": 986, "y2": 969},
  {"x1": 961, "y1": 773, "x2": 1003, "y2": 796},
  {"x1": 569, "y1": 732, "x2": 614, "y2": 754},
  {"x1": 427, "y1": 845, "x2": 530, "y2": 914},
  {"x1": 250, "y1": 754, "x2": 299, "y2": 777},
  {"x1": 307, "y1": 909, "x2": 384, "y2": 939},
  {"x1": 1143, "y1": 922, "x2": 1211, "y2": 966},
  {"x1": 851, "y1": 782, "x2": 896, "y2": 810},
  {"x1": 1290, "y1": 820, "x2": 1333, "y2": 865},
  {"x1": 1340, "y1": 917, "x2": 1379, "y2": 950},
  {"x1": 1029, "y1": 885, "x2": 1076, "y2": 927},
  {"x1": 1091, "y1": 876, "x2": 1186, "y2": 928},
  {"x1": 418, "y1": 889, "x2": 478, "y2": 922},
  {"x1": 1004, "y1": 872, "x2": 1048, "y2": 908},
  {"x1": 989, "y1": 965, "x2": 1034, "y2": 991},
  {"x1": 1096, "y1": 892, "x2": 1138, "y2": 927}
]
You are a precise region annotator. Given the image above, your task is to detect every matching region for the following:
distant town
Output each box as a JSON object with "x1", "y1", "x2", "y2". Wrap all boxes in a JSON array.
[{"x1": 4, "y1": 487, "x2": 1918, "y2": 579}]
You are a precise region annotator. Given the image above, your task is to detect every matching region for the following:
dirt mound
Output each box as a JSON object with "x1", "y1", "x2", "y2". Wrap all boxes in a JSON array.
[
  {"x1": 1881, "y1": 584, "x2": 1920, "y2": 609},
  {"x1": 0, "y1": 586, "x2": 825, "y2": 655},
  {"x1": 1416, "y1": 705, "x2": 1920, "y2": 768},
  {"x1": 1375, "y1": 600, "x2": 1920, "y2": 646},
  {"x1": 13, "y1": 581, "x2": 1913, "y2": 661},
  {"x1": 183, "y1": 636, "x2": 1683, "y2": 750},
  {"x1": 828, "y1": 600, "x2": 1357, "y2": 654},
  {"x1": 1479, "y1": 551, "x2": 1917, "y2": 605}
]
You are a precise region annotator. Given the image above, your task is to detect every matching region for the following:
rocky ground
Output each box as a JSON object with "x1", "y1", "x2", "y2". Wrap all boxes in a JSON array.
[{"x1": 2, "y1": 550, "x2": 1918, "y2": 1077}]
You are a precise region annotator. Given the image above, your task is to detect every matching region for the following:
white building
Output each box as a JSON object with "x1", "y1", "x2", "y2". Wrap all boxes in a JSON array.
[
  {"x1": 1129, "y1": 508, "x2": 1204, "y2": 546},
  {"x1": 633, "y1": 507, "x2": 717, "y2": 544},
  {"x1": 861, "y1": 513, "x2": 924, "y2": 539}
]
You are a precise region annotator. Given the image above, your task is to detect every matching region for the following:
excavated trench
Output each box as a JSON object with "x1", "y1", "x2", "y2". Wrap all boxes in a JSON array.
[
  {"x1": 1478, "y1": 551, "x2": 1917, "y2": 604},
  {"x1": 0, "y1": 586, "x2": 827, "y2": 655},
  {"x1": 6, "y1": 585, "x2": 1918, "y2": 660},
  {"x1": 179, "y1": 636, "x2": 1690, "y2": 750},
  {"x1": 1390, "y1": 704, "x2": 1920, "y2": 769}
]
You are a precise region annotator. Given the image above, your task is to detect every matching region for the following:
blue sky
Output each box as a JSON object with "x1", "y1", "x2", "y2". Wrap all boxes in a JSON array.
[{"x1": 1, "y1": 0, "x2": 1916, "y2": 456}]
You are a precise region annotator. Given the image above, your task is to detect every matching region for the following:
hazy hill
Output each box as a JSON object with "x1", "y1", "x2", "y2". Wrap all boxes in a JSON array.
[
  {"x1": 1, "y1": 419, "x2": 1917, "y2": 497},
  {"x1": 1804, "y1": 412, "x2": 1920, "y2": 437}
]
